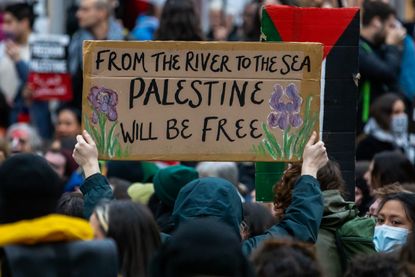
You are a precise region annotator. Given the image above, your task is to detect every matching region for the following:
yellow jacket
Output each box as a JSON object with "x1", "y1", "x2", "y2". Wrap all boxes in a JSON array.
[{"x1": 0, "y1": 214, "x2": 93, "y2": 246}]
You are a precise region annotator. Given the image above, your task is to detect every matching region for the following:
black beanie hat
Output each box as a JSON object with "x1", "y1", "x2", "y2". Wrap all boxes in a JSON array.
[
  {"x1": 0, "y1": 154, "x2": 63, "y2": 224},
  {"x1": 150, "y1": 218, "x2": 254, "y2": 277}
]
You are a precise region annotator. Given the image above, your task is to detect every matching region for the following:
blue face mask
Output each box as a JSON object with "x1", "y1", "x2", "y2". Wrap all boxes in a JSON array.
[{"x1": 373, "y1": 225, "x2": 409, "y2": 252}]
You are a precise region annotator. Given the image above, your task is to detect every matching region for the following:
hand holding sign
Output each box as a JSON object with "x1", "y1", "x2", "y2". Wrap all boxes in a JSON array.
[
  {"x1": 301, "y1": 131, "x2": 328, "y2": 178},
  {"x1": 73, "y1": 130, "x2": 100, "y2": 178}
]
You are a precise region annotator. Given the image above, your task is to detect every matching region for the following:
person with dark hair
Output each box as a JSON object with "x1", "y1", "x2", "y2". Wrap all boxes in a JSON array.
[
  {"x1": 374, "y1": 192, "x2": 415, "y2": 252},
  {"x1": 90, "y1": 200, "x2": 161, "y2": 277},
  {"x1": 44, "y1": 148, "x2": 68, "y2": 180},
  {"x1": 364, "y1": 151, "x2": 415, "y2": 194},
  {"x1": 56, "y1": 192, "x2": 85, "y2": 218},
  {"x1": 151, "y1": 165, "x2": 199, "y2": 233},
  {"x1": 274, "y1": 161, "x2": 376, "y2": 277},
  {"x1": 154, "y1": 0, "x2": 204, "y2": 41},
  {"x1": 355, "y1": 161, "x2": 374, "y2": 216},
  {"x1": 357, "y1": 93, "x2": 412, "y2": 161},
  {"x1": 108, "y1": 177, "x2": 132, "y2": 200},
  {"x1": 73, "y1": 130, "x2": 328, "y2": 256},
  {"x1": 0, "y1": 154, "x2": 118, "y2": 276},
  {"x1": 250, "y1": 239, "x2": 322, "y2": 277},
  {"x1": 358, "y1": 1, "x2": 406, "y2": 133},
  {"x1": 242, "y1": 202, "x2": 275, "y2": 240},
  {"x1": 150, "y1": 218, "x2": 254, "y2": 277},
  {"x1": 344, "y1": 253, "x2": 399, "y2": 277},
  {"x1": 239, "y1": 1, "x2": 261, "y2": 41},
  {"x1": 0, "y1": 3, "x2": 33, "y2": 104},
  {"x1": 55, "y1": 106, "x2": 82, "y2": 140},
  {"x1": 1, "y1": 3, "x2": 53, "y2": 139}
]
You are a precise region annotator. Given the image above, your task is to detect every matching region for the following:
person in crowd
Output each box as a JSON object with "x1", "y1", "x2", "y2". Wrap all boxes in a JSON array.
[
  {"x1": 368, "y1": 183, "x2": 408, "y2": 217},
  {"x1": 0, "y1": 154, "x2": 118, "y2": 276},
  {"x1": 1, "y1": 3, "x2": 52, "y2": 139},
  {"x1": 242, "y1": 202, "x2": 275, "y2": 240},
  {"x1": 358, "y1": 1, "x2": 406, "y2": 133},
  {"x1": 239, "y1": 1, "x2": 261, "y2": 42},
  {"x1": 150, "y1": 218, "x2": 255, "y2": 277},
  {"x1": 44, "y1": 148, "x2": 68, "y2": 180},
  {"x1": 0, "y1": 3, "x2": 31, "y2": 106},
  {"x1": 69, "y1": 0, "x2": 125, "y2": 108},
  {"x1": 90, "y1": 200, "x2": 161, "y2": 277},
  {"x1": 373, "y1": 192, "x2": 415, "y2": 252},
  {"x1": 56, "y1": 192, "x2": 85, "y2": 218},
  {"x1": 364, "y1": 150, "x2": 415, "y2": 194},
  {"x1": 0, "y1": 90, "x2": 9, "y2": 139},
  {"x1": 130, "y1": 0, "x2": 159, "y2": 41},
  {"x1": 6, "y1": 122, "x2": 42, "y2": 154},
  {"x1": 55, "y1": 106, "x2": 82, "y2": 140},
  {"x1": 128, "y1": 182, "x2": 155, "y2": 205},
  {"x1": 148, "y1": 165, "x2": 198, "y2": 233},
  {"x1": 357, "y1": 93, "x2": 412, "y2": 162},
  {"x1": 207, "y1": 0, "x2": 239, "y2": 41},
  {"x1": 355, "y1": 161, "x2": 373, "y2": 216},
  {"x1": 344, "y1": 253, "x2": 399, "y2": 277},
  {"x1": 250, "y1": 239, "x2": 322, "y2": 277},
  {"x1": 73, "y1": 130, "x2": 328, "y2": 256},
  {"x1": 197, "y1": 162, "x2": 246, "y2": 202},
  {"x1": 107, "y1": 160, "x2": 158, "y2": 184},
  {"x1": 108, "y1": 177, "x2": 131, "y2": 200},
  {"x1": 154, "y1": 0, "x2": 204, "y2": 41},
  {"x1": 274, "y1": 161, "x2": 376, "y2": 277}
]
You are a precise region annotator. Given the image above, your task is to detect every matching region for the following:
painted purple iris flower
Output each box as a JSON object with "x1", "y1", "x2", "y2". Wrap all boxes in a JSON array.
[
  {"x1": 88, "y1": 86, "x2": 118, "y2": 123},
  {"x1": 268, "y1": 83, "x2": 303, "y2": 130}
]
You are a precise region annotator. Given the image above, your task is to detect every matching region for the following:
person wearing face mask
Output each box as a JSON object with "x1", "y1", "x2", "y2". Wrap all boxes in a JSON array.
[
  {"x1": 357, "y1": 93, "x2": 414, "y2": 162},
  {"x1": 373, "y1": 192, "x2": 415, "y2": 253}
]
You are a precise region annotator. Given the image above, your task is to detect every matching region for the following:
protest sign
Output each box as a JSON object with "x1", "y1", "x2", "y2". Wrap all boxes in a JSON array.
[
  {"x1": 28, "y1": 34, "x2": 73, "y2": 101},
  {"x1": 83, "y1": 41, "x2": 322, "y2": 161}
]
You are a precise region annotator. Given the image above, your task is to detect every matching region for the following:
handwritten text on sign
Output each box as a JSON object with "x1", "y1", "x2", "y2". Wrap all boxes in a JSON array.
[{"x1": 82, "y1": 41, "x2": 323, "y2": 161}]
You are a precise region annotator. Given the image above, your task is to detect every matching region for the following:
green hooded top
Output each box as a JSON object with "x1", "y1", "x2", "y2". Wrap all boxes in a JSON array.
[{"x1": 316, "y1": 190, "x2": 360, "y2": 277}]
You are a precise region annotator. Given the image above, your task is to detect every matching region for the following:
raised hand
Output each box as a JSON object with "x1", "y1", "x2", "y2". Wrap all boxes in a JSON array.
[
  {"x1": 301, "y1": 131, "x2": 328, "y2": 177},
  {"x1": 73, "y1": 130, "x2": 100, "y2": 178}
]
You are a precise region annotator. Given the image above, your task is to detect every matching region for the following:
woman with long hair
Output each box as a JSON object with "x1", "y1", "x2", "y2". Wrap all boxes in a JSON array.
[{"x1": 90, "y1": 200, "x2": 161, "y2": 277}]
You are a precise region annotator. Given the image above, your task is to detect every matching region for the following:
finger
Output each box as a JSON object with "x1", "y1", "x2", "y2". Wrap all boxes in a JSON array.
[
  {"x1": 82, "y1": 130, "x2": 96, "y2": 145},
  {"x1": 306, "y1": 131, "x2": 317, "y2": 147},
  {"x1": 76, "y1": 134, "x2": 86, "y2": 144}
]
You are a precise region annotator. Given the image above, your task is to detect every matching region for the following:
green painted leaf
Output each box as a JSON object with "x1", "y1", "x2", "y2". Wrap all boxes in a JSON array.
[{"x1": 262, "y1": 123, "x2": 282, "y2": 157}]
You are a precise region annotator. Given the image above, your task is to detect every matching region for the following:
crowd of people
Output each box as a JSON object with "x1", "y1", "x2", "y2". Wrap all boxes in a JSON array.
[{"x1": 1, "y1": 0, "x2": 415, "y2": 276}]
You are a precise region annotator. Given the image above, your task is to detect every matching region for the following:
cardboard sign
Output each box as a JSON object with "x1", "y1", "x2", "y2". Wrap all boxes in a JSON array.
[
  {"x1": 28, "y1": 34, "x2": 73, "y2": 101},
  {"x1": 82, "y1": 41, "x2": 323, "y2": 161}
]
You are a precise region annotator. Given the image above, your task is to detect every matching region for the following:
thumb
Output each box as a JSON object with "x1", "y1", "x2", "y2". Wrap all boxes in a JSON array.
[
  {"x1": 82, "y1": 130, "x2": 95, "y2": 145},
  {"x1": 306, "y1": 131, "x2": 317, "y2": 147}
]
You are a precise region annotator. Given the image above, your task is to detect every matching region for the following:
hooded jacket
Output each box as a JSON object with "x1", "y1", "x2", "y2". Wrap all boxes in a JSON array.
[
  {"x1": 82, "y1": 174, "x2": 323, "y2": 256},
  {"x1": 315, "y1": 190, "x2": 359, "y2": 277},
  {"x1": 172, "y1": 175, "x2": 323, "y2": 256}
]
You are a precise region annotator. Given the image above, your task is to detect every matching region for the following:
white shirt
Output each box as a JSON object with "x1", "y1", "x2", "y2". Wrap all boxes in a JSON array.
[{"x1": 0, "y1": 42, "x2": 30, "y2": 105}]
